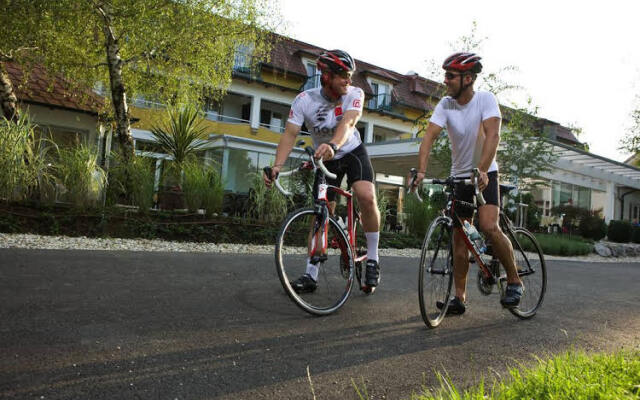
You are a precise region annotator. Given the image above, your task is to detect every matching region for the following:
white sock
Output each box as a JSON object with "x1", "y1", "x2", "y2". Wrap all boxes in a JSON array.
[
  {"x1": 305, "y1": 258, "x2": 319, "y2": 281},
  {"x1": 365, "y1": 232, "x2": 379, "y2": 263}
]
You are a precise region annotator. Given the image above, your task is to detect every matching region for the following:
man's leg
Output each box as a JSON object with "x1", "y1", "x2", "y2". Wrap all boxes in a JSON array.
[
  {"x1": 352, "y1": 180, "x2": 381, "y2": 287},
  {"x1": 452, "y1": 227, "x2": 471, "y2": 302},
  {"x1": 477, "y1": 205, "x2": 520, "y2": 284},
  {"x1": 477, "y1": 204, "x2": 523, "y2": 306}
]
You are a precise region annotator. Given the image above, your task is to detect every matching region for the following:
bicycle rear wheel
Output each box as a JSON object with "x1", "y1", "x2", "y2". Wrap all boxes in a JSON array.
[
  {"x1": 275, "y1": 208, "x2": 354, "y2": 315},
  {"x1": 507, "y1": 228, "x2": 546, "y2": 319},
  {"x1": 418, "y1": 216, "x2": 454, "y2": 328}
]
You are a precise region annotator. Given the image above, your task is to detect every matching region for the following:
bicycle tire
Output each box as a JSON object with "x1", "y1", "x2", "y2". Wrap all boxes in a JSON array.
[
  {"x1": 505, "y1": 227, "x2": 547, "y2": 319},
  {"x1": 275, "y1": 207, "x2": 355, "y2": 315},
  {"x1": 418, "y1": 216, "x2": 454, "y2": 328}
]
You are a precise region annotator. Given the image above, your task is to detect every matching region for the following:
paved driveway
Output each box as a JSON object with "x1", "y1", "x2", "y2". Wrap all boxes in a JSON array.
[{"x1": 1, "y1": 249, "x2": 638, "y2": 399}]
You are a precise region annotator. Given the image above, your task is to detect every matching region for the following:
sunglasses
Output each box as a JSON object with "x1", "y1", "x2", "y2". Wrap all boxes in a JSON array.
[{"x1": 444, "y1": 72, "x2": 464, "y2": 80}]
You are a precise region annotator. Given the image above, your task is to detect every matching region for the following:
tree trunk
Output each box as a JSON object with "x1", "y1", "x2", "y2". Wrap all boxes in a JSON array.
[
  {"x1": 0, "y1": 62, "x2": 19, "y2": 122},
  {"x1": 99, "y1": 3, "x2": 134, "y2": 164}
]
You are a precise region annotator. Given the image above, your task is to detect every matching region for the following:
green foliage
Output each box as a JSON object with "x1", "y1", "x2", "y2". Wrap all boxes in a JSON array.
[
  {"x1": 607, "y1": 220, "x2": 632, "y2": 243},
  {"x1": 413, "y1": 350, "x2": 640, "y2": 400},
  {"x1": 500, "y1": 102, "x2": 557, "y2": 191},
  {"x1": 631, "y1": 225, "x2": 640, "y2": 244},
  {"x1": 403, "y1": 189, "x2": 444, "y2": 239},
  {"x1": 619, "y1": 99, "x2": 640, "y2": 154},
  {"x1": 550, "y1": 204, "x2": 592, "y2": 232},
  {"x1": 247, "y1": 172, "x2": 291, "y2": 223},
  {"x1": 532, "y1": 233, "x2": 593, "y2": 256},
  {"x1": 55, "y1": 145, "x2": 105, "y2": 210},
  {"x1": 0, "y1": 114, "x2": 56, "y2": 202},
  {"x1": 106, "y1": 153, "x2": 156, "y2": 212},
  {"x1": 376, "y1": 188, "x2": 390, "y2": 231},
  {"x1": 578, "y1": 212, "x2": 607, "y2": 241},
  {"x1": 150, "y1": 104, "x2": 211, "y2": 184},
  {"x1": 182, "y1": 159, "x2": 224, "y2": 216}
]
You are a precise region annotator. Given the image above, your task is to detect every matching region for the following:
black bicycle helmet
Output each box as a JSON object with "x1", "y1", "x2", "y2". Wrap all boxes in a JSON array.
[
  {"x1": 442, "y1": 52, "x2": 483, "y2": 74},
  {"x1": 317, "y1": 49, "x2": 356, "y2": 74}
]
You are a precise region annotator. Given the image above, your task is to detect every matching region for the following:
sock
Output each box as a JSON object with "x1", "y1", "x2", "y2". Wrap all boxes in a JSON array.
[
  {"x1": 305, "y1": 258, "x2": 319, "y2": 281},
  {"x1": 365, "y1": 231, "x2": 379, "y2": 263}
]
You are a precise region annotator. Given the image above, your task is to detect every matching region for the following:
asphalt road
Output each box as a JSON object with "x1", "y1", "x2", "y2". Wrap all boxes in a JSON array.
[{"x1": 1, "y1": 249, "x2": 638, "y2": 399}]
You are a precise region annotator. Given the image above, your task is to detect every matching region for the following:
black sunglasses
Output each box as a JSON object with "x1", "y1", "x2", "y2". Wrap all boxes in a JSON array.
[{"x1": 445, "y1": 72, "x2": 464, "y2": 80}]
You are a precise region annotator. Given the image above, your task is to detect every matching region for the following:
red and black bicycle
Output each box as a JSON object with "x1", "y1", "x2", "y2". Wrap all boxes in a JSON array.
[
  {"x1": 266, "y1": 146, "x2": 369, "y2": 316},
  {"x1": 408, "y1": 168, "x2": 547, "y2": 328}
]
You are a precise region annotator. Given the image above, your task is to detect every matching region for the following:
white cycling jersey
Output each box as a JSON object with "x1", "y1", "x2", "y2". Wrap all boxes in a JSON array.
[
  {"x1": 430, "y1": 91, "x2": 501, "y2": 177},
  {"x1": 287, "y1": 86, "x2": 364, "y2": 160}
]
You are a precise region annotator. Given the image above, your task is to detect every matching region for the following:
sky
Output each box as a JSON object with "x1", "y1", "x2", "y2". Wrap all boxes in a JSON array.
[{"x1": 276, "y1": 0, "x2": 640, "y2": 162}]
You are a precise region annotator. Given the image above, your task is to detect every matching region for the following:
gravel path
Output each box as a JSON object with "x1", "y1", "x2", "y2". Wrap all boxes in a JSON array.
[{"x1": 2, "y1": 232, "x2": 640, "y2": 263}]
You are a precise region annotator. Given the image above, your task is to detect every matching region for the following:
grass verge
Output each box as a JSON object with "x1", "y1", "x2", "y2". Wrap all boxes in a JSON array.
[
  {"x1": 533, "y1": 233, "x2": 593, "y2": 256},
  {"x1": 412, "y1": 349, "x2": 640, "y2": 400}
]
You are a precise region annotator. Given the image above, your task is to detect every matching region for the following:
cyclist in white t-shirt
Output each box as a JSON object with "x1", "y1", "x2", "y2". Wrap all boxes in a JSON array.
[
  {"x1": 263, "y1": 49, "x2": 382, "y2": 294},
  {"x1": 411, "y1": 52, "x2": 523, "y2": 314}
]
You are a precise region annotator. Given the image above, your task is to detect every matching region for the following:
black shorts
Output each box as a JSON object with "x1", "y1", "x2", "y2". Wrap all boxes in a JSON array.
[
  {"x1": 454, "y1": 171, "x2": 500, "y2": 218},
  {"x1": 314, "y1": 143, "x2": 375, "y2": 201}
]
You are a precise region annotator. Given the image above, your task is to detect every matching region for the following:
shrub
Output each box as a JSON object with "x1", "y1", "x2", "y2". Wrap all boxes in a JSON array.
[
  {"x1": 106, "y1": 153, "x2": 156, "y2": 213},
  {"x1": 631, "y1": 225, "x2": 640, "y2": 244},
  {"x1": 607, "y1": 220, "x2": 632, "y2": 243},
  {"x1": 403, "y1": 189, "x2": 439, "y2": 239},
  {"x1": 55, "y1": 145, "x2": 105, "y2": 209},
  {"x1": 182, "y1": 160, "x2": 224, "y2": 216},
  {"x1": 247, "y1": 172, "x2": 291, "y2": 223},
  {"x1": 534, "y1": 233, "x2": 593, "y2": 256},
  {"x1": 579, "y1": 213, "x2": 607, "y2": 241},
  {"x1": 0, "y1": 114, "x2": 56, "y2": 203}
]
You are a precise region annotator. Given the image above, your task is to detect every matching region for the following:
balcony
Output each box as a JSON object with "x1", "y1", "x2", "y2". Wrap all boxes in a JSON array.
[{"x1": 367, "y1": 93, "x2": 393, "y2": 112}]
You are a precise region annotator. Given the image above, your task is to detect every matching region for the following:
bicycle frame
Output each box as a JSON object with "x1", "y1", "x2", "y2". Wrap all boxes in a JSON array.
[{"x1": 312, "y1": 173, "x2": 366, "y2": 268}]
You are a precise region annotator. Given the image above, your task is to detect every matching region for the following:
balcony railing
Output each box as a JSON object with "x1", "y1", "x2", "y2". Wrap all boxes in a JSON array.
[{"x1": 367, "y1": 93, "x2": 393, "y2": 111}]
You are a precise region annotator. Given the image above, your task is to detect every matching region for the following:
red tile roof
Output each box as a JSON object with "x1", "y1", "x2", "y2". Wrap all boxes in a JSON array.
[
  {"x1": 5, "y1": 62, "x2": 104, "y2": 115},
  {"x1": 265, "y1": 37, "x2": 442, "y2": 113}
]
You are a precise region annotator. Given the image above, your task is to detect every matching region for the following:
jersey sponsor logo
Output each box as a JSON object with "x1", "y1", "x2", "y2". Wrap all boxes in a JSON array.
[
  {"x1": 334, "y1": 106, "x2": 343, "y2": 116},
  {"x1": 289, "y1": 109, "x2": 294, "y2": 118},
  {"x1": 353, "y1": 99, "x2": 361, "y2": 108}
]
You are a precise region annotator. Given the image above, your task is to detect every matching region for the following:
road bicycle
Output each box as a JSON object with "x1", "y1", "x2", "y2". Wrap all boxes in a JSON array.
[
  {"x1": 408, "y1": 168, "x2": 547, "y2": 328},
  {"x1": 265, "y1": 145, "x2": 369, "y2": 316}
]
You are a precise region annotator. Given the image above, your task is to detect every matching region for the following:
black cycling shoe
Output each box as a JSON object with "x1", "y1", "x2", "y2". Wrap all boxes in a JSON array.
[
  {"x1": 290, "y1": 274, "x2": 317, "y2": 293},
  {"x1": 365, "y1": 259, "x2": 380, "y2": 287},
  {"x1": 500, "y1": 283, "x2": 524, "y2": 308},
  {"x1": 436, "y1": 296, "x2": 467, "y2": 315}
]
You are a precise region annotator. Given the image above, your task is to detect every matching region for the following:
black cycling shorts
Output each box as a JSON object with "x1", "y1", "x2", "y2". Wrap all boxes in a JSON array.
[
  {"x1": 315, "y1": 143, "x2": 375, "y2": 201},
  {"x1": 454, "y1": 171, "x2": 499, "y2": 218}
]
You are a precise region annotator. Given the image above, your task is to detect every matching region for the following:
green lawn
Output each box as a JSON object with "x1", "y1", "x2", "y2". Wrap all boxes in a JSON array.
[{"x1": 411, "y1": 350, "x2": 640, "y2": 400}]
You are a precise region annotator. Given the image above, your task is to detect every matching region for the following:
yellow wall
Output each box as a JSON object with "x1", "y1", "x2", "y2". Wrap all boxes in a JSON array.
[
  {"x1": 130, "y1": 105, "x2": 313, "y2": 147},
  {"x1": 260, "y1": 69, "x2": 304, "y2": 91}
]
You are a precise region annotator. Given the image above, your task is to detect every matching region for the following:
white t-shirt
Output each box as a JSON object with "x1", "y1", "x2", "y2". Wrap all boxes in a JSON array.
[
  {"x1": 430, "y1": 91, "x2": 501, "y2": 177},
  {"x1": 287, "y1": 86, "x2": 364, "y2": 160}
]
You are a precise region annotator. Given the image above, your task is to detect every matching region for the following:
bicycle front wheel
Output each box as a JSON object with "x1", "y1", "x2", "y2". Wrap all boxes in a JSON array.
[
  {"x1": 275, "y1": 208, "x2": 355, "y2": 316},
  {"x1": 507, "y1": 228, "x2": 547, "y2": 319},
  {"x1": 418, "y1": 216, "x2": 454, "y2": 328}
]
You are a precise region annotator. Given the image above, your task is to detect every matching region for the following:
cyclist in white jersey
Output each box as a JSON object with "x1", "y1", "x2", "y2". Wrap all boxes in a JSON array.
[
  {"x1": 264, "y1": 49, "x2": 381, "y2": 294},
  {"x1": 411, "y1": 52, "x2": 523, "y2": 314}
]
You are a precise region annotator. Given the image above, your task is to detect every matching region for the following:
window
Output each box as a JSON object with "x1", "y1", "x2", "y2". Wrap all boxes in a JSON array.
[
  {"x1": 552, "y1": 182, "x2": 591, "y2": 209},
  {"x1": 233, "y1": 44, "x2": 254, "y2": 73},
  {"x1": 368, "y1": 82, "x2": 391, "y2": 110},
  {"x1": 304, "y1": 62, "x2": 320, "y2": 90}
]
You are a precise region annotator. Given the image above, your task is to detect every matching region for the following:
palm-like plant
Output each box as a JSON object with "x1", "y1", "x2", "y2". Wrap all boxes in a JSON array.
[{"x1": 150, "y1": 104, "x2": 211, "y2": 186}]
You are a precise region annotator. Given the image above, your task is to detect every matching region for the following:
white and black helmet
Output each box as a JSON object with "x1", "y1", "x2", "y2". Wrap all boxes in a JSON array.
[{"x1": 317, "y1": 49, "x2": 356, "y2": 74}]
